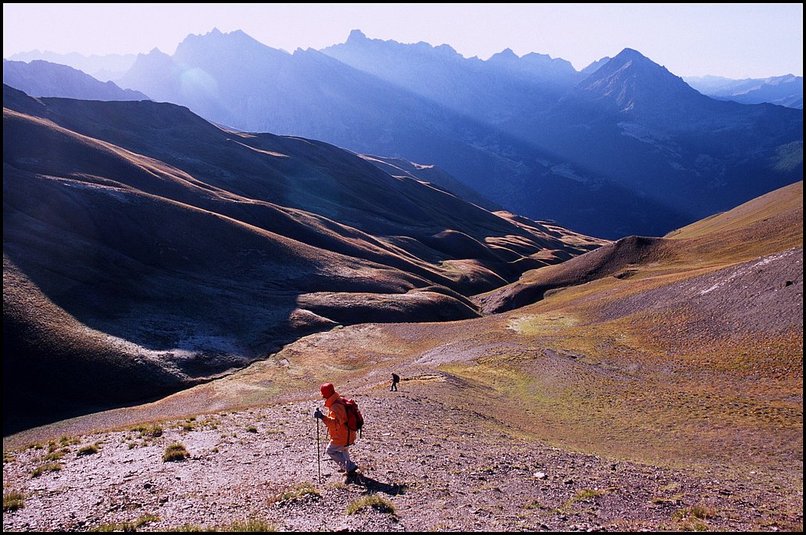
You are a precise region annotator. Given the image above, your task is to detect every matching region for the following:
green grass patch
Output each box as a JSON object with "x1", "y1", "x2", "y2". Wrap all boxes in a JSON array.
[
  {"x1": 165, "y1": 518, "x2": 276, "y2": 532},
  {"x1": 90, "y1": 514, "x2": 159, "y2": 532},
  {"x1": 673, "y1": 505, "x2": 714, "y2": 521},
  {"x1": 43, "y1": 450, "x2": 66, "y2": 462},
  {"x1": 60, "y1": 435, "x2": 80, "y2": 446},
  {"x1": 78, "y1": 444, "x2": 100, "y2": 456},
  {"x1": 575, "y1": 488, "x2": 609, "y2": 500},
  {"x1": 32, "y1": 462, "x2": 63, "y2": 477},
  {"x1": 226, "y1": 519, "x2": 276, "y2": 532},
  {"x1": 3, "y1": 491, "x2": 25, "y2": 512},
  {"x1": 179, "y1": 418, "x2": 199, "y2": 432},
  {"x1": 673, "y1": 504, "x2": 715, "y2": 531},
  {"x1": 163, "y1": 443, "x2": 190, "y2": 462},
  {"x1": 346, "y1": 494, "x2": 396, "y2": 515},
  {"x1": 652, "y1": 494, "x2": 684, "y2": 505},
  {"x1": 558, "y1": 488, "x2": 612, "y2": 512},
  {"x1": 523, "y1": 499, "x2": 547, "y2": 510},
  {"x1": 274, "y1": 482, "x2": 320, "y2": 503},
  {"x1": 508, "y1": 313, "x2": 579, "y2": 335},
  {"x1": 132, "y1": 423, "x2": 163, "y2": 438}
]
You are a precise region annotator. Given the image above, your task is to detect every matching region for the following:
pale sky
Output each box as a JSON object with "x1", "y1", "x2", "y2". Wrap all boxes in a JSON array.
[{"x1": 3, "y1": 3, "x2": 803, "y2": 78}]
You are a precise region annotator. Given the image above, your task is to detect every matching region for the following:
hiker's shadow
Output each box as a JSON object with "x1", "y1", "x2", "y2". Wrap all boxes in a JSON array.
[{"x1": 354, "y1": 474, "x2": 406, "y2": 496}]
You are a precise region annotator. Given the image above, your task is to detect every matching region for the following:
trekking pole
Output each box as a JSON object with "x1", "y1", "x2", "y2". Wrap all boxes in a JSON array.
[{"x1": 316, "y1": 416, "x2": 322, "y2": 484}]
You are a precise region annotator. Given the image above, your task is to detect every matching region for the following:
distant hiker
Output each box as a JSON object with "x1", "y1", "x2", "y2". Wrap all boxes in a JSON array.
[
  {"x1": 390, "y1": 373, "x2": 400, "y2": 391},
  {"x1": 314, "y1": 383, "x2": 359, "y2": 480}
]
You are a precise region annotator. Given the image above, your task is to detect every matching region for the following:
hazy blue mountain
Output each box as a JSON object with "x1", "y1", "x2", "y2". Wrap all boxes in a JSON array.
[
  {"x1": 515, "y1": 48, "x2": 803, "y2": 220},
  {"x1": 324, "y1": 37, "x2": 802, "y2": 228},
  {"x1": 114, "y1": 29, "x2": 802, "y2": 238},
  {"x1": 3, "y1": 59, "x2": 148, "y2": 101},
  {"x1": 686, "y1": 74, "x2": 803, "y2": 109},
  {"x1": 322, "y1": 29, "x2": 580, "y2": 126},
  {"x1": 7, "y1": 50, "x2": 137, "y2": 81},
  {"x1": 115, "y1": 29, "x2": 686, "y2": 238}
]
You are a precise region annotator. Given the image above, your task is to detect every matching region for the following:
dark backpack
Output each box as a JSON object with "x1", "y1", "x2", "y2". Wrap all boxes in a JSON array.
[{"x1": 335, "y1": 397, "x2": 364, "y2": 443}]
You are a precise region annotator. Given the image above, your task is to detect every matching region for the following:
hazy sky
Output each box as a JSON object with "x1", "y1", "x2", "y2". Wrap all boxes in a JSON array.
[{"x1": 3, "y1": 3, "x2": 802, "y2": 78}]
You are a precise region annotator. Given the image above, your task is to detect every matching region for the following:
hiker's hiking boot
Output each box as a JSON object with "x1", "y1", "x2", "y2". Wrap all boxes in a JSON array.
[{"x1": 344, "y1": 467, "x2": 359, "y2": 483}]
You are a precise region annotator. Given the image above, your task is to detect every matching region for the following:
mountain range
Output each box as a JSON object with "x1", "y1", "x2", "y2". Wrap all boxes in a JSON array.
[
  {"x1": 686, "y1": 74, "x2": 803, "y2": 109},
  {"x1": 3, "y1": 59, "x2": 148, "y2": 101},
  {"x1": 6, "y1": 29, "x2": 802, "y2": 239},
  {"x1": 7, "y1": 50, "x2": 137, "y2": 81}
]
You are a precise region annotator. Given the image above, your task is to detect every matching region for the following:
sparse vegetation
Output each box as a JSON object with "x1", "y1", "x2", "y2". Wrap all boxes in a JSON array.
[
  {"x1": 181, "y1": 418, "x2": 198, "y2": 432},
  {"x1": 78, "y1": 444, "x2": 100, "y2": 456},
  {"x1": 575, "y1": 488, "x2": 609, "y2": 500},
  {"x1": 133, "y1": 423, "x2": 163, "y2": 438},
  {"x1": 674, "y1": 504, "x2": 715, "y2": 521},
  {"x1": 652, "y1": 494, "x2": 684, "y2": 505},
  {"x1": 163, "y1": 443, "x2": 190, "y2": 462},
  {"x1": 346, "y1": 495, "x2": 396, "y2": 515},
  {"x1": 89, "y1": 514, "x2": 159, "y2": 532},
  {"x1": 60, "y1": 435, "x2": 80, "y2": 447},
  {"x1": 246, "y1": 425, "x2": 258, "y2": 433},
  {"x1": 3, "y1": 491, "x2": 25, "y2": 512},
  {"x1": 226, "y1": 519, "x2": 276, "y2": 532},
  {"x1": 43, "y1": 450, "x2": 66, "y2": 462},
  {"x1": 558, "y1": 487, "x2": 611, "y2": 512},
  {"x1": 523, "y1": 499, "x2": 547, "y2": 510},
  {"x1": 274, "y1": 482, "x2": 320, "y2": 503},
  {"x1": 32, "y1": 462, "x2": 63, "y2": 477},
  {"x1": 673, "y1": 504, "x2": 716, "y2": 531},
  {"x1": 165, "y1": 518, "x2": 276, "y2": 532}
]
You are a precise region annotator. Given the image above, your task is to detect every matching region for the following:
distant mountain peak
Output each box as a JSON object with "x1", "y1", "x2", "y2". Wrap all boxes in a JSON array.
[
  {"x1": 174, "y1": 27, "x2": 277, "y2": 62},
  {"x1": 347, "y1": 29, "x2": 368, "y2": 43},
  {"x1": 577, "y1": 47, "x2": 710, "y2": 119},
  {"x1": 491, "y1": 48, "x2": 519, "y2": 61},
  {"x1": 592, "y1": 47, "x2": 676, "y2": 79},
  {"x1": 615, "y1": 47, "x2": 646, "y2": 60}
]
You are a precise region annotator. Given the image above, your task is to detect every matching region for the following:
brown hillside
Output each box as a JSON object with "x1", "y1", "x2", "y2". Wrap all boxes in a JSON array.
[
  {"x1": 3, "y1": 180, "x2": 801, "y2": 531},
  {"x1": 480, "y1": 181, "x2": 803, "y2": 313},
  {"x1": 3, "y1": 85, "x2": 604, "y2": 429}
]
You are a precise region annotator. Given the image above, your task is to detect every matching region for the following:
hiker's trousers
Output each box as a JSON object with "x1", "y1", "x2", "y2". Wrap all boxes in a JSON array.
[{"x1": 326, "y1": 443, "x2": 357, "y2": 472}]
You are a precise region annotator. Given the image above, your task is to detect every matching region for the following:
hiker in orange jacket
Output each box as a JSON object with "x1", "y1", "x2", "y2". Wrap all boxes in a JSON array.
[{"x1": 314, "y1": 383, "x2": 358, "y2": 479}]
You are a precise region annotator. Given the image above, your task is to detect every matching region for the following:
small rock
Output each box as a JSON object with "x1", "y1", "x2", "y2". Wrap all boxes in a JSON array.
[
  {"x1": 564, "y1": 478, "x2": 574, "y2": 485},
  {"x1": 534, "y1": 471, "x2": 547, "y2": 479}
]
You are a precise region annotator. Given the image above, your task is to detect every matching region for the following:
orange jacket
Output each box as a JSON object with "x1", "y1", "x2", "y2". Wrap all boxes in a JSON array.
[{"x1": 323, "y1": 391, "x2": 354, "y2": 446}]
